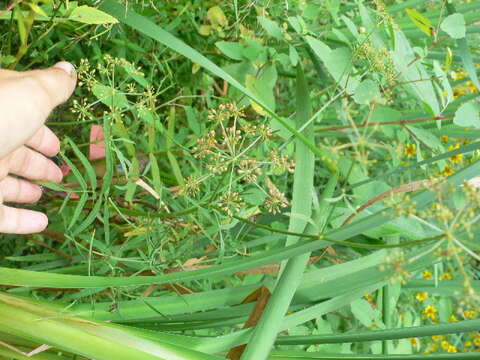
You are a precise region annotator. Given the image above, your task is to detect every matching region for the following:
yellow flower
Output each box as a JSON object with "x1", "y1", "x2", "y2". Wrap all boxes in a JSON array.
[
  {"x1": 474, "y1": 337, "x2": 480, "y2": 346},
  {"x1": 441, "y1": 341, "x2": 450, "y2": 350},
  {"x1": 463, "y1": 310, "x2": 477, "y2": 319},
  {"x1": 422, "y1": 270, "x2": 433, "y2": 280},
  {"x1": 451, "y1": 71, "x2": 468, "y2": 81},
  {"x1": 439, "y1": 272, "x2": 453, "y2": 280},
  {"x1": 409, "y1": 337, "x2": 418, "y2": 346},
  {"x1": 416, "y1": 292, "x2": 428, "y2": 302},
  {"x1": 443, "y1": 166, "x2": 454, "y2": 176},
  {"x1": 440, "y1": 135, "x2": 449, "y2": 143},
  {"x1": 363, "y1": 294, "x2": 374, "y2": 302},
  {"x1": 432, "y1": 335, "x2": 445, "y2": 342},
  {"x1": 447, "y1": 345, "x2": 457, "y2": 353},
  {"x1": 405, "y1": 143, "x2": 417, "y2": 157},
  {"x1": 449, "y1": 144, "x2": 463, "y2": 163},
  {"x1": 448, "y1": 314, "x2": 458, "y2": 322},
  {"x1": 424, "y1": 305, "x2": 438, "y2": 320}
]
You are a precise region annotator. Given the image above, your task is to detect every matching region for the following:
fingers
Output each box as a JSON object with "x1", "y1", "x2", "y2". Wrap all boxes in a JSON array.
[
  {"x1": 0, "y1": 176, "x2": 42, "y2": 203},
  {"x1": 0, "y1": 206, "x2": 48, "y2": 234},
  {"x1": 26, "y1": 126, "x2": 60, "y2": 157},
  {"x1": 0, "y1": 62, "x2": 77, "y2": 159},
  {"x1": 8, "y1": 146, "x2": 63, "y2": 183}
]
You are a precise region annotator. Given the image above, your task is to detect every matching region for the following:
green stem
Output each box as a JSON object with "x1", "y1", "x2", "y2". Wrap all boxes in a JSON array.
[
  {"x1": 275, "y1": 319, "x2": 480, "y2": 345},
  {"x1": 11, "y1": 7, "x2": 35, "y2": 68},
  {"x1": 241, "y1": 65, "x2": 334, "y2": 359},
  {"x1": 269, "y1": 351, "x2": 480, "y2": 360}
]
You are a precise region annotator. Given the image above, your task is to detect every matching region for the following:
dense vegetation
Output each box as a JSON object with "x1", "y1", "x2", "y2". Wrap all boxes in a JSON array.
[{"x1": 0, "y1": 0, "x2": 479, "y2": 359}]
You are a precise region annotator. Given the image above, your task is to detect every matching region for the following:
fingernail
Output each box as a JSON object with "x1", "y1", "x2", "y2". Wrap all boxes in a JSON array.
[
  {"x1": 53, "y1": 61, "x2": 75, "y2": 76},
  {"x1": 31, "y1": 212, "x2": 49, "y2": 232}
]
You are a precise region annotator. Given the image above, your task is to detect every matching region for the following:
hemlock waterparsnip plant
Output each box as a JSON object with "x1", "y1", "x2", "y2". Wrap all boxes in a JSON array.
[{"x1": 0, "y1": 0, "x2": 480, "y2": 359}]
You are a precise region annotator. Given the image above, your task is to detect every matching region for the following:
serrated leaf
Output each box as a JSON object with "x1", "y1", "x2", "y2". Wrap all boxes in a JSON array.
[
  {"x1": 69, "y1": 6, "x2": 119, "y2": 25},
  {"x1": 405, "y1": 8, "x2": 433, "y2": 36},
  {"x1": 440, "y1": 13, "x2": 466, "y2": 39},
  {"x1": 453, "y1": 101, "x2": 480, "y2": 128}
]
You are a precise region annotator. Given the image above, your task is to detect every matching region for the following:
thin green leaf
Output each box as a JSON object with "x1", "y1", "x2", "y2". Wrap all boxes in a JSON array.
[
  {"x1": 67, "y1": 137, "x2": 97, "y2": 192},
  {"x1": 275, "y1": 319, "x2": 480, "y2": 345}
]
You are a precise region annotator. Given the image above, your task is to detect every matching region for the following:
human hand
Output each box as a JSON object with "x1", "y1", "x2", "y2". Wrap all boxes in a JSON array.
[{"x1": 0, "y1": 62, "x2": 77, "y2": 234}]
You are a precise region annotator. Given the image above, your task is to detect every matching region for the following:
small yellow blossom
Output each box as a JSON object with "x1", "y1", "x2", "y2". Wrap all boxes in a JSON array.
[
  {"x1": 432, "y1": 335, "x2": 445, "y2": 342},
  {"x1": 447, "y1": 345, "x2": 457, "y2": 353},
  {"x1": 439, "y1": 272, "x2": 453, "y2": 280},
  {"x1": 449, "y1": 144, "x2": 463, "y2": 163},
  {"x1": 363, "y1": 294, "x2": 374, "y2": 302},
  {"x1": 474, "y1": 337, "x2": 480, "y2": 346},
  {"x1": 440, "y1": 135, "x2": 449, "y2": 143},
  {"x1": 424, "y1": 305, "x2": 438, "y2": 320},
  {"x1": 451, "y1": 71, "x2": 468, "y2": 81},
  {"x1": 422, "y1": 270, "x2": 433, "y2": 280},
  {"x1": 409, "y1": 337, "x2": 418, "y2": 346},
  {"x1": 416, "y1": 292, "x2": 428, "y2": 302},
  {"x1": 463, "y1": 310, "x2": 477, "y2": 319},
  {"x1": 405, "y1": 143, "x2": 417, "y2": 157},
  {"x1": 443, "y1": 166, "x2": 454, "y2": 176},
  {"x1": 449, "y1": 314, "x2": 458, "y2": 322},
  {"x1": 441, "y1": 341, "x2": 450, "y2": 350}
]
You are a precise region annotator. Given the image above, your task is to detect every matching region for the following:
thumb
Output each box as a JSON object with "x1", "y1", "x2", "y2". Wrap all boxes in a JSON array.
[
  {"x1": 22, "y1": 61, "x2": 77, "y2": 108},
  {"x1": 0, "y1": 62, "x2": 77, "y2": 158}
]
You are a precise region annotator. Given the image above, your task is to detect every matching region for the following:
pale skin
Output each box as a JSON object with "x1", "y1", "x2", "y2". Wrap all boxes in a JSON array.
[{"x1": 0, "y1": 62, "x2": 77, "y2": 234}]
